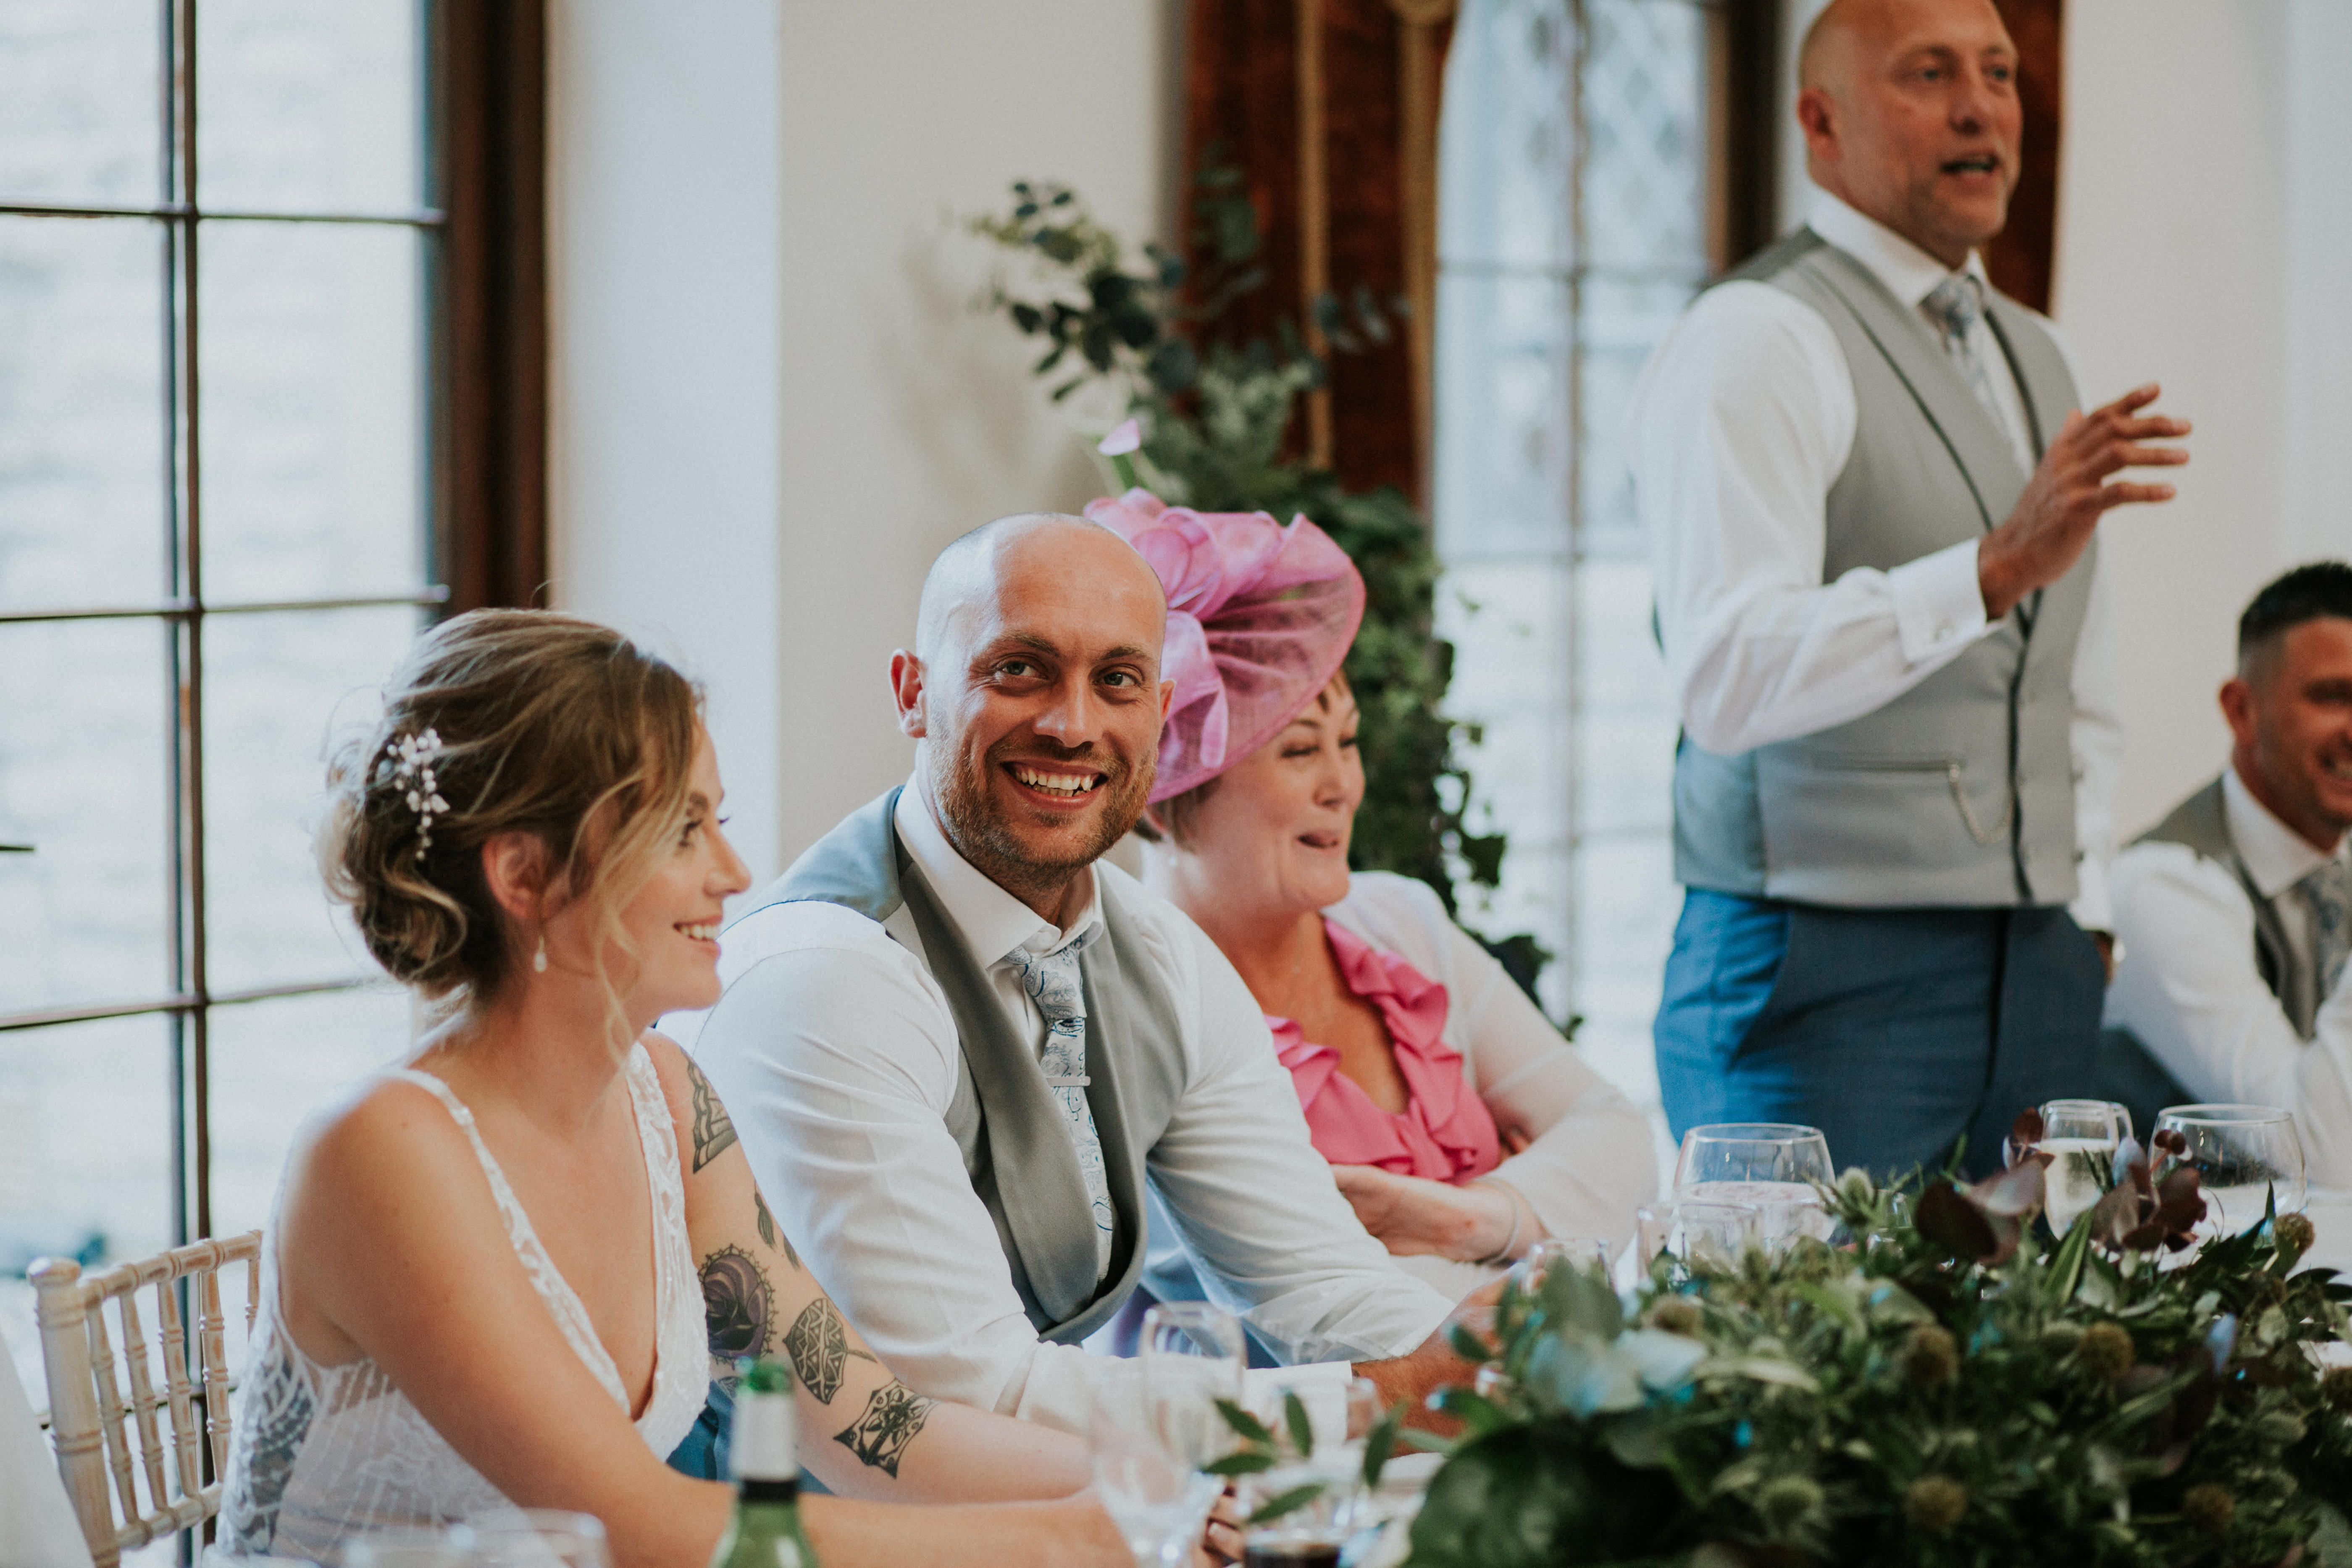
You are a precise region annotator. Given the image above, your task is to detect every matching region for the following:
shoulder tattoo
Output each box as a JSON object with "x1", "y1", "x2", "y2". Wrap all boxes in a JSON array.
[
  {"x1": 833, "y1": 1382, "x2": 936, "y2": 1477},
  {"x1": 699, "y1": 1245, "x2": 773, "y2": 1361},
  {"x1": 686, "y1": 1056, "x2": 739, "y2": 1173}
]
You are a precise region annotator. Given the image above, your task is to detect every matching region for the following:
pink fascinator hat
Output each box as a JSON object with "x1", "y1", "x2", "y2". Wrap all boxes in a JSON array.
[{"x1": 1084, "y1": 487, "x2": 1366, "y2": 804}]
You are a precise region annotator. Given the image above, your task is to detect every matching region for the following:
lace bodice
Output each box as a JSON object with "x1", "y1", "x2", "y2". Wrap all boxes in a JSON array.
[{"x1": 220, "y1": 1045, "x2": 708, "y2": 1564}]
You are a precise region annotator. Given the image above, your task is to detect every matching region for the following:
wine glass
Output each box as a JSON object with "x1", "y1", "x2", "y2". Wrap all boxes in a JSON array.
[
  {"x1": 1673, "y1": 1123, "x2": 1835, "y2": 1246},
  {"x1": 1636, "y1": 1199, "x2": 1760, "y2": 1270},
  {"x1": 346, "y1": 1529, "x2": 478, "y2": 1568},
  {"x1": 2152, "y1": 1104, "x2": 2309, "y2": 1233},
  {"x1": 1098, "y1": 1303, "x2": 1244, "y2": 1566},
  {"x1": 2032, "y1": 1099, "x2": 2129, "y2": 1236},
  {"x1": 462, "y1": 1511, "x2": 611, "y2": 1568},
  {"x1": 1236, "y1": 1374, "x2": 1376, "y2": 1567},
  {"x1": 1510, "y1": 1237, "x2": 1611, "y2": 1293}
]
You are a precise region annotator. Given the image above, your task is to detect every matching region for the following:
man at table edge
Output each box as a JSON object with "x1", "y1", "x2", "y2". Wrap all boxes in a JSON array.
[{"x1": 2105, "y1": 563, "x2": 2352, "y2": 1185}]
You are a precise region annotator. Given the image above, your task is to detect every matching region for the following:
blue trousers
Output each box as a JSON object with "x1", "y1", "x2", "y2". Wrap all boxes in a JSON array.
[{"x1": 1654, "y1": 891, "x2": 2105, "y2": 1180}]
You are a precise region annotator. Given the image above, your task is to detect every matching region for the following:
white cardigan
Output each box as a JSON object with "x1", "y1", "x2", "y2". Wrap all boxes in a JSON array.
[{"x1": 1316, "y1": 872, "x2": 1656, "y2": 1296}]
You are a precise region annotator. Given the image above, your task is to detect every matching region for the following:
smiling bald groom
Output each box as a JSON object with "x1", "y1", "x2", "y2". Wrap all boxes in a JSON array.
[{"x1": 665, "y1": 512, "x2": 1459, "y2": 1439}]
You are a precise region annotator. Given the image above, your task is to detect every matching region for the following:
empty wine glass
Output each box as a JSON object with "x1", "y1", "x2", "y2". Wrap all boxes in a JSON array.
[
  {"x1": 346, "y1": 1533, "x2": 477, "y2": 1568},
  {"x1": 2153, "y1": 1104, "x2": 2309, "y2": 1233},
  {"x1": 1636, "y1": 1199, "x2": 1760, "y2": 1270},
  {"x1": 1100, "y1": 1303, "x2": 1244, "y2": 1566},
  {"x1": 2032, "y1": 1099, "x2": 2130, "y2": 1236},
  {"x1": 1510, "y1": 1237, "x2": 1611, "y2": 1293},
  {"x1": 1674, "y1": 1123, "x2": 1835, "y2": 1246}
]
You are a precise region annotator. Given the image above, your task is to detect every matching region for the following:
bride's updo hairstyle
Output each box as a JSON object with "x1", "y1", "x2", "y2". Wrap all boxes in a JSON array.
[{"x1": 322, "y1": 609, "x2": 700, "y2": 1022}]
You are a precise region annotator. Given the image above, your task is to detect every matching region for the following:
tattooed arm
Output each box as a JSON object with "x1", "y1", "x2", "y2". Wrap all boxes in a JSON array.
[{"x1": 645, "y1": 1032, "x2": 1091, "y2": 1505}]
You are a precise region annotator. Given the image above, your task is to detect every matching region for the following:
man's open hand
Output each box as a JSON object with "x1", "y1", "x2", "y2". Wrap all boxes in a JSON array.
[{"x1": 1978, "y1": 383, "x2": 2189, "y2": 619}]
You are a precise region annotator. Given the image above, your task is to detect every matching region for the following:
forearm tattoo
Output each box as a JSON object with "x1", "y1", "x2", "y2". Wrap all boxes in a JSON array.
[
  {"x1": 833, "y1": 1382, "x2": 936, "y2": 1477},
  {"x1": 686, "y1": 1057, "x2": 738, "y2": 1173},
  {"x1": 754, "y1": 1189, "x2": 798, "y2": 1269},
  {"x1": 779, "y1": 1296, "x2": 877, "y2": 1403},
  {"x1": 700, "y1": 1245, "x2": 773, "y2": 1362}
]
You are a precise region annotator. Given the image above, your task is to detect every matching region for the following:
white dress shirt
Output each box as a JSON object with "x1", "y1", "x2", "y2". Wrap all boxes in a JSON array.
[
  {"x1": 2106, "y1": 767, "x2": 2352, "y2": 1185},
  {"x1": 1323, "y1": 873, "x2": 1657, "y2": 1300},
  {"x1": 1627, "y1": 187, "x2": 2123, "y2": 928},
  {"x1": 663, "y1": 782, "x2": 1453, "y2": 1437}
]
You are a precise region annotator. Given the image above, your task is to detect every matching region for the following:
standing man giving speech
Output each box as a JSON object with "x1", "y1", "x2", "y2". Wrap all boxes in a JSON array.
[{"x1": 1631, "y1": 0, "x2": 2190, "y2": 1176}]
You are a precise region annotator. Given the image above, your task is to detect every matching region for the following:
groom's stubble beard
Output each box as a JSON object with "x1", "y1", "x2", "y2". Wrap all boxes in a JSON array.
[{"x1": 928, "y1": 725, "x2": 1157, "y2": 911}]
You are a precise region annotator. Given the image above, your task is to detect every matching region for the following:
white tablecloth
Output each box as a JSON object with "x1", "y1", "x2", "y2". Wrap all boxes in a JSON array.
[{"x1": 0, "y1": 1324, "x2": 94, "y2": 1568}]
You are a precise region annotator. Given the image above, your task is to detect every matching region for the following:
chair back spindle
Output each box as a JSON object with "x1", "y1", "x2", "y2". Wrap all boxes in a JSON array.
[{"x1": 31, "y1": 1231, "x2": 264, "y2": 1568}]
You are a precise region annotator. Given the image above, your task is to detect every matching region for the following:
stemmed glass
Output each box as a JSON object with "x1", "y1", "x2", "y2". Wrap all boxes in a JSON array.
[
  {"x1": 1635, "y1": 1199, "x2": 1762, "y2": 1270},
  {"x1": 1236, "y1": 1374, "x2": 1380, "y2": 1567},
  {"x1": 1092, "y1": 1303, "x2": 1243, "y2": 1566},
  {"x1": 2152, "y1": 1104, "x2": 2309, "y2": 1233},
  {"x1": 462, "y1": 1510, "x2": 612, "y2": 1568},
  {"x1": 2030, "y1": 1100, "x2": 2131, "y2": 1236},
  {"x1": 1673, "y1": 1123, "x2": 1836, "y2": 1246},
  {"x1": 1511, "y1": 1237, "x2": 1611, "y2": 1292}
]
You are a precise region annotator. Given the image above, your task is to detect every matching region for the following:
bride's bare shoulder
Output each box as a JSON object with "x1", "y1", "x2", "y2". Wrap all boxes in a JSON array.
[{"x1": 280, "y1": 1070, "x2": 488, "y2": 1221}]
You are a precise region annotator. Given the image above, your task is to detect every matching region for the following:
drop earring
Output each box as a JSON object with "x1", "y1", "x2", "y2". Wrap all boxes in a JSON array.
[{"x1": 533, "y1": 934, "x2": 549, "y2": 974}]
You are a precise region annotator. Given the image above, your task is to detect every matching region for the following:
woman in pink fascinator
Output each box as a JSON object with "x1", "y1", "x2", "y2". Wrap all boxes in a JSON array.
[{"x1": 1086, "y1": 489, "x2": 1656, "y2": 1307}]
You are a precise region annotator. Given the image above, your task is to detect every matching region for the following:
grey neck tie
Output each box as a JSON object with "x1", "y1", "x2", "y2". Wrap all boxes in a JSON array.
[
  {"x1": 1923, "y1": 272, "x2": 2005, "y2": 432},
  {"x1": 1003, "y1": 940, "x2": 1115, "y2": 1279},
  {"x1": 2301, "y1": 858, "x2": 2351, "y2": 1010}
]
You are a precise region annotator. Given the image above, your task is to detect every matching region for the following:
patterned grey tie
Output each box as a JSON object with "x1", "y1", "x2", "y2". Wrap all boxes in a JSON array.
[
  {"x1": 1003, "y1": 940, "x2": 1116, "y2": 1279},
  {"x1": 2301, "y1": 858, "x2": 2351, "y2": 1009},
  {"x1": 1923, "y1": 272, "x2": 2005, "y2": 432}
]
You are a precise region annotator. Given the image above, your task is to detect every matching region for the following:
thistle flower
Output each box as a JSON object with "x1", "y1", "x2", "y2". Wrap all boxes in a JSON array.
[
  {"x1": 2076, "y1": 1321, "x2": 2134, "y2": 1382},
  {"x1": 1646, "y1": 1297, "x2": 1704, "y2": 1336},
  {"x1": 2272, "y1": 1210, "x2": 2316, "y2": 1266},
  {"x1": 1900, "y1": 1324, "x2": 1959, "y2": 1389},
  {"x1": 2323, "y1": 1366, "x2": 2352, "y2": 1411},
  {"x1": 1902, "y1": 1475, "x2": 1967, "y2": 1533},
  {"x1": 1755, "y1": 1474, "x2": 1824, "y2": 1536},
  {"x1": 2180, "y1": 1483, "x2": 2236, "y2": 1534}
]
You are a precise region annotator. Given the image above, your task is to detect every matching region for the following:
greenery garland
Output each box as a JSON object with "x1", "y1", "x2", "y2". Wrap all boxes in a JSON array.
[
  {"x1": 1409, "y1": 1145, "x2": 2352, "y2": 1568},
  {"x1": 970, "y1": 171, "x2": 1548, "y2": 991}
]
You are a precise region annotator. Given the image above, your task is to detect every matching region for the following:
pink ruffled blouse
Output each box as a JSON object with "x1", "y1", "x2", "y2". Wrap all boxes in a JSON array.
[{"x1": 1269, "y1": 919, "x2": 1503, "y2": 1185}]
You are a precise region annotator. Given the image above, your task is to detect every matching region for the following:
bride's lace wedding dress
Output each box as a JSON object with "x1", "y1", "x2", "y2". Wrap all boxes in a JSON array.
[{"x1": 220, "y1": 1044, "x2": 708, "y2": 1564}]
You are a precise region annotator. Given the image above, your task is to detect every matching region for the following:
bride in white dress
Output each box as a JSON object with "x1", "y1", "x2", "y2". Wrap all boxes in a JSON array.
[{"x1": 218, "y1": 610, "x2": 1125, "y2": 1568}]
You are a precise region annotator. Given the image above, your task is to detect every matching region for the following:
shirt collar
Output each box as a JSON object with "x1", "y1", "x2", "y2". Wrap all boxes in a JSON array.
[
  {"x1": 893, "y1": 776, "x2": 1103, "y2": 967},
  {"x1": 2223, "y1": 763, "x2": 2344, "y2": 898},
  {"x1": 1807, "y1": 186, "x2": 1991, "y2": 312}
]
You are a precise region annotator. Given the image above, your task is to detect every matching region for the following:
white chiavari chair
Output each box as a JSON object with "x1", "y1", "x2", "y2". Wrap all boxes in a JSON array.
[{"x1": 30, "y1": 1232, "x2": 263, "y2": 1568}]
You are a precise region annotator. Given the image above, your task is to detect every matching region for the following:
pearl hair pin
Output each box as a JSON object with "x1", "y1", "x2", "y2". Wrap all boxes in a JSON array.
[{"x1": 386, "y1": 727, "x2": 451, "y2": 861}]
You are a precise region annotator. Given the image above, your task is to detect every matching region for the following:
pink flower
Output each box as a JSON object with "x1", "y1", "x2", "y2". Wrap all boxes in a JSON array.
[{"x1": 1096, "y1": 418, "x2": 1143, "y2": 456}]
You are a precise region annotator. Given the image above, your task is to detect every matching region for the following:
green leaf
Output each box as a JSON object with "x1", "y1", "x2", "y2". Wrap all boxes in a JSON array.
[
  {"x1": 1213, "y1": 1398, "x2": 1274, "y2": 1446},
  {"x1": 1361, "y1": 1399, "x2": 1406, "y2": 1489},
  {"x1": 1246, "y1": 1482, "x2": 1327, "y2": 1526},
  {"x1": 1201, "y1": 1451, "x2": 1275, "y2": 1477},
  {"x1": 1282, "y1": 1390, "x2": 1315, "y2": 1459},
  {"x1": 1449, "y1": 1321, "x2": 1493, "y2": 1363}
]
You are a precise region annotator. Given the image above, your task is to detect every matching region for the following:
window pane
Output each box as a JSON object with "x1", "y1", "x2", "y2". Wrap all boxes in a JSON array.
[
  {"x1": 208, "y1": 985, "x2": 411, "y2": 1240},
  {"x1": 203, "y1": 604, "x2": 423, "y2": 995},
  {"x1": 1436, "y1": 0, "x2": 1572, "y2": 275},
  {"x1": 1432, "y1": 270, "x2": 1571, "y2": 565},
  {"x1": 0, "y1": 1013, "x2": 177, "y2": 1403},
  {"x1": 0, "y1": 0, "x2": 162, "y2": 210},
  {"x1": 1581, "y1": 0, "x2": 1708, "y2": 275},
  {"x1": 196, "y1": 0, "x2": 424, "y2": 215},
  {"x1": 0, "y1": 618, "x2": 176, "y2": 1015},
  {"x1": 197, "y1": 220, "x2": 425, "y2": 603},
  {"x1": 0, "y1": 215, "x2": 170, "y2": 613}
]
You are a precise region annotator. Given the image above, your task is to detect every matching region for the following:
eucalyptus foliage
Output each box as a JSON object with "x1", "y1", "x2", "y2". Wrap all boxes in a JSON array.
[
  {"x1": 1415, "y1": 1169, "x2": 2352, "y2": 1568},
  {"x1": 971, "y1": 173, "x2": 1540, "y2": 982}
]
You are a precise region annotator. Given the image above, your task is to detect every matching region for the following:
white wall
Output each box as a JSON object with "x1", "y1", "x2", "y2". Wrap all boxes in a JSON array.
[
  {"x1": 548, "y1": 1, "x2": 1183, "y2": 884},
  {"x1": 2056, "y1": 0, "x2": 2352, "y2": 833}
]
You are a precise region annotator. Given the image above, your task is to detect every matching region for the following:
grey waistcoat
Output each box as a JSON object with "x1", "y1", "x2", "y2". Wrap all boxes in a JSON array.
[
  {"x1": 754, "y1": 789, "x2": 1190, "y2": 1344},
  {"x1": 1672, "y1": 227, "x2": 2092, "y2": 908},
  {"x1": 2135, "y1": 777, "x2": 2316, "y2": 1039}
]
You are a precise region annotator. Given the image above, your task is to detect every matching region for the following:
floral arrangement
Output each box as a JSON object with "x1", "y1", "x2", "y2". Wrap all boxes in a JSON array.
[
  {"x1": 970, "y1": 173, "x2": 1549, "y2": 993},
  {"x1": 1409, "y1": 1124, "x2": 2352, "y2": 1567}
]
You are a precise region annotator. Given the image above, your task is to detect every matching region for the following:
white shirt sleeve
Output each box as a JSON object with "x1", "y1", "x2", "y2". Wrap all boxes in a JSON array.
[
  {"x1": 1143, "y1": 916, "x2": 1456, "y2": 1364},
  {"x1": 1630, "y1": 279, "x2": 1998, "y2": 756},
  {"x1": 2105, "y1": 843, "x2": 2352, "y2": 1187},
  {"x1": 2066, "y1": 558, "x2": 2124, "y2": 931}
]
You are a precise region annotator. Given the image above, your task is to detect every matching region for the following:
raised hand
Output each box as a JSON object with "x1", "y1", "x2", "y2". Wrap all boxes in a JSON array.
[{"x1": 1978, "y1": 383, "x2": 2190, "y2": 619}]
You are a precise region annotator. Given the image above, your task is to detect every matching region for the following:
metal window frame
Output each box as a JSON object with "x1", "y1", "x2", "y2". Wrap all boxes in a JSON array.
[{"x1": 0, "y1": 0, "x2": 450, "y2": 1248}]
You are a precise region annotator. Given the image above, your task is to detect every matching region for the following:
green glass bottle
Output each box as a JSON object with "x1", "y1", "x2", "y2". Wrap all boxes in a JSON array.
[{"x1": 708, "y1": 1358, "x2": 818, "y2": 1568}]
